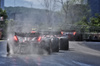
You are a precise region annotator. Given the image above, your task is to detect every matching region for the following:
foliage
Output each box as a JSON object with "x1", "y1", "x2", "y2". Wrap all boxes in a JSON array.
[
  {"x1": 89, "y1": 14, "x2": 100, "y2": 32},
  {"x1": 75, "y1": 16, "x2": 90, "y2": 32},
  {"x1": 60, "y1": 0, "x2": 90, "y2": 30},
  {"x1": 90, "y1": 15, "x2": 100, "y2": 27},
  {"x1": 76, "y1": 16, "x2": 89, "y2": 25},
  {"x1": 76, "y1": 14, "x2": 100, "y2": 32},
  {"x1": 0, "y1": 8, "x2": 8, "y2": 20},
  {"x1": 0, "y1": 8, "x2": 8, "y2": 38},
  {"x1": 0, "y1": 8, "x2": 8, "y2": 29}
]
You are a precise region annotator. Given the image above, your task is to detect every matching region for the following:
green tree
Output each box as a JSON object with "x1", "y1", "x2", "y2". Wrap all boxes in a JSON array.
[
  {"x1": 76, "y1": 14, "x2": 100, "y2": 32},
  {"x1": 89, "y1": 14, "x2": 100, "y2": 32},
  {"x1": 75, "y1": 16, "x2": 90, "y2": 32},
  {"x1": 0, "y1": 8, "x2": 8, "y2": 39},
  {"x1": 0, "y1": 8, "x2": 8, "y2": 20},
  {"x1": 90, "y1": 15, "x2": 100, "y2": 27},
  {"x1": 59, "y1": 0, "x2": 90, "y2": 30}
]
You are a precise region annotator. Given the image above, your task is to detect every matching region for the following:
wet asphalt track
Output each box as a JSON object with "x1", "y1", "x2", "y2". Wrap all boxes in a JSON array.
[{"x1": 0, "y1": 41, "x2": 100, "y2": 66}]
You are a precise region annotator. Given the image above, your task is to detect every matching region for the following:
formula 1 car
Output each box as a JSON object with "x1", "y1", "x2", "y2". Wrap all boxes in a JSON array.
[
  {"x1": 40, "y1": 31, "x2": 69, "y2": 52},
  {"x1": 7, "y1": 32, "x2": 51, "y2": 55},
  {"x1": 40, "y1": 31, "x2": 59, "y2": 52},
  {"x1": 55, "y1": 31, "x2": 69, "y2": 50}
]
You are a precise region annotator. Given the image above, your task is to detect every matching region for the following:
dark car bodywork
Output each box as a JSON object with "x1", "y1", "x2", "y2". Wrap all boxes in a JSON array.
[
  {"x1": 40, "y1": 31, "x2": 69, "y2": 51},
  {"x1": 7, "y1": 32, "x2": 51, "y2": 55},
  {"x1": 39, "y1": 31, "x2": 60, "y2": 52}
]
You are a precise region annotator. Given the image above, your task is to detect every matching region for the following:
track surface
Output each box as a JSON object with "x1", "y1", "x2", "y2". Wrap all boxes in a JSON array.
[{"x1": 0, "y1": 41, "x2": 100, "y2": 66}]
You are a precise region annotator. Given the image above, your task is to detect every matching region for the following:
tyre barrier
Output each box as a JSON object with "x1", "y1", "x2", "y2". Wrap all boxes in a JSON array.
[
  {"x1": 60, "y1": 38, "x2": 69, "y2": 50},
  {"x1": 0, "y1": 40, "x2": 7, "y2": 57}
]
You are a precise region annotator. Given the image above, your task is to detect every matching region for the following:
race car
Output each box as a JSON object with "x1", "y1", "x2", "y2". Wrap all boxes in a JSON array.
[
  {"x1": 40, "y1": 31, "x2": 59, "y2": 52},
  {"x1": 7, "y1": 32, "x2": 51, "y2": 55},
  {"x1": 40, "y1": 31, "x2": 69, "y2": 52},
  {"x1": 56, "y1": 31, "x2": 69, "y2": 50},
  {"x1": 58, "y1": 35, "x2": 69, "y2": 50}
]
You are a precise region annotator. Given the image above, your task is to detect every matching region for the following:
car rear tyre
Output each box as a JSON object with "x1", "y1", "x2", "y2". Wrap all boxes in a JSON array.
[
  {"x1": 7, "y1": 43, "x2": 10, "y2": 56},
  {"x1": 55, "y1": 46, "x2": 59, "y2": 52},
  {"x1": 51, "y1": 38, "x2": 59, "y2": 52},
  {"x1": 60, "y1": 38, "x2": 69, "y2": 50}
]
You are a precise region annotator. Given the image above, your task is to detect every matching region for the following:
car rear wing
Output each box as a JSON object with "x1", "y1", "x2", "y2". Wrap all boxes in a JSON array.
[{"x1": 15, "y1": 32, "x2": 40, "y2": 37}]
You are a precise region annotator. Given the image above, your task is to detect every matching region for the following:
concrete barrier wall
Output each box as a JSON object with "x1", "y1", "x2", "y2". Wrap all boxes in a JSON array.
[{"x1": 0, "y1": 40, "x2": 7, "y2": 56}]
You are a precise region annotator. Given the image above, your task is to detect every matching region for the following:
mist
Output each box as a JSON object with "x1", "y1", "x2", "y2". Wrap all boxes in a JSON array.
[{"x1": 6, "y1": 0, "x2": 88, "y2": 56}]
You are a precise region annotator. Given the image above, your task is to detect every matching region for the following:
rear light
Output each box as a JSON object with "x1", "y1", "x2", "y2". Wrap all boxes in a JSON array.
[
  {"x1": 61, "y1": 31, "x2": 64, "y2": 35},
  {"x1": 14, "y1": 36, "x2": 18, "y2": 42},
  {"x1": 73, "y1": 32, "x2": 76, "y2": 35},
  {"x1": 31, "y1": 31, "x2": 36, "y2": 33},
  {"x1": 37, "y1": 36, "x2": 42, "y2": 42}
]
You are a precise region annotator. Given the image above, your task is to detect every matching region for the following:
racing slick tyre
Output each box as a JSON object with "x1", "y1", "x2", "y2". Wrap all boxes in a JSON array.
[
  {"x1": 54, "y1": 45, "x2": 59, "y2": 52},
  {"x1": 55, "y1": 38, "x2": 59, "y2": 52},
  {"x1": 38, "y1": 41, "x2": 45, "y2": 54},
  {"x1": 51, "y1": 38, "x2": 59, "y2": 52},
  {"x1": 7, "y1": 43, "x2": 10, "y2": 56},
  {"x1": 46, "y1": 39, "x2": 52, "y2": 54},
  {"x1": 39, "y1": 40, "x2": 51, "y2": 55},
  {"x1": 7, "y1": 43, "x2": 16, "y2": 56},
  {"x1": 47, "y1": 46, "x2": 51, "y2": 54},
  {"x1": 47, "y1": 40, "x2": 51, "y2": 55},
  {"x1": 60, "y1": 38, "x2": 69, "y2": 50}
]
